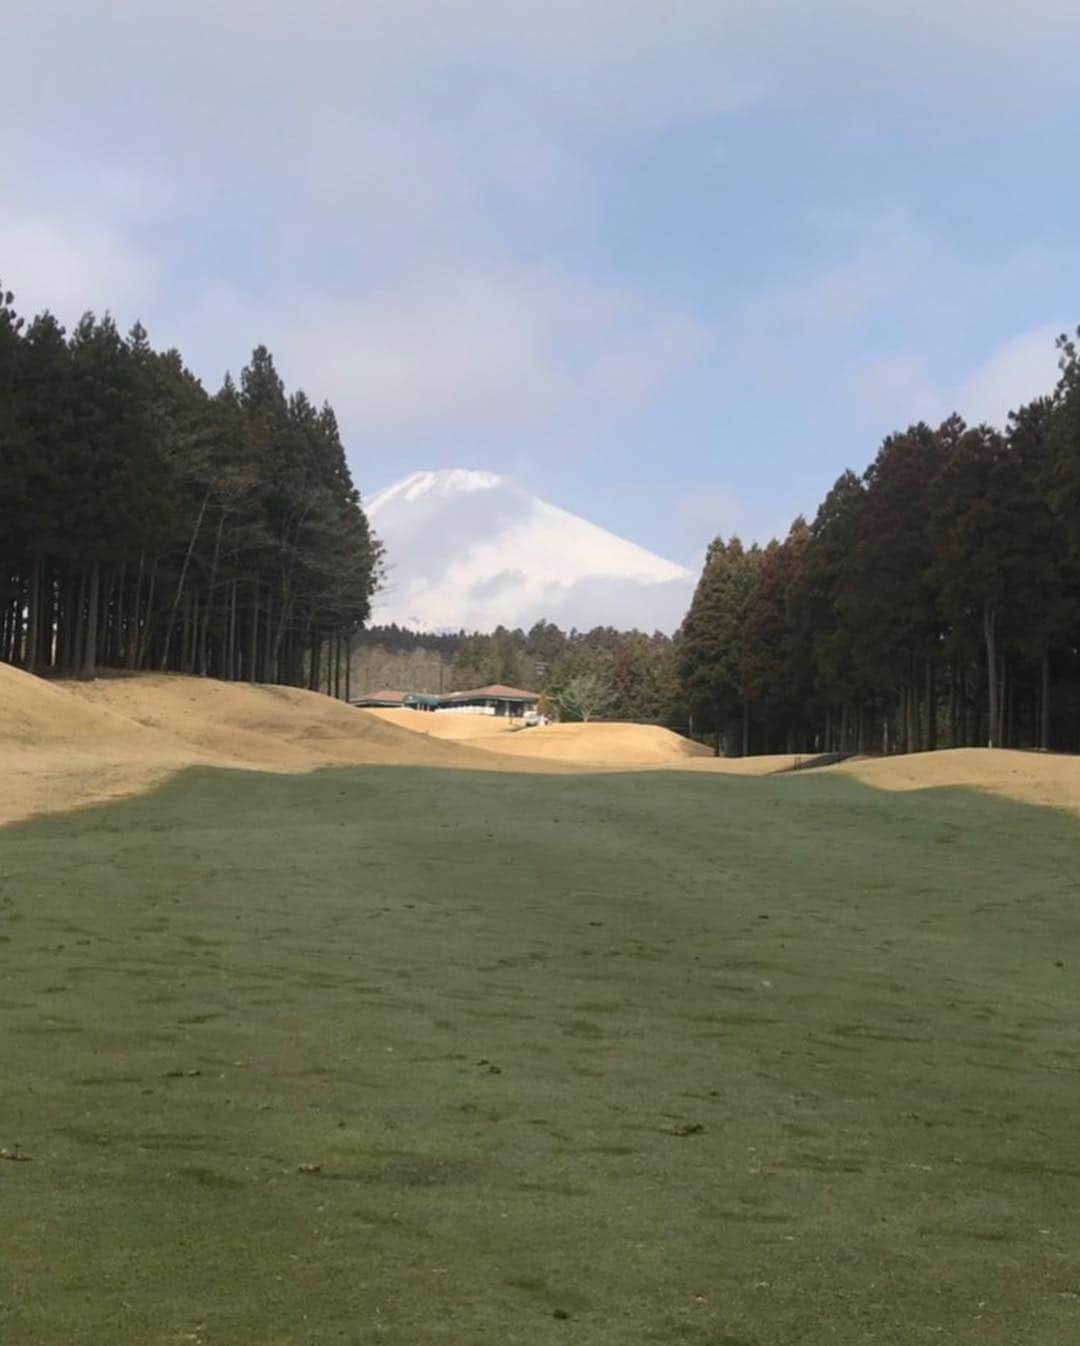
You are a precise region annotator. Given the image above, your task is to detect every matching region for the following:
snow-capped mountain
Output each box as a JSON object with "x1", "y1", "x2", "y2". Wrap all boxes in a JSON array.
[{"x1": 365, "y1": 469, "x2": 694, "y2": 633}]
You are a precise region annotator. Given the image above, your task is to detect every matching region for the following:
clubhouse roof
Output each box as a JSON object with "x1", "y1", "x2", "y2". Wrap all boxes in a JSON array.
[{"x1": 352, "y1": 684, "x2": 539, "y2": 716}]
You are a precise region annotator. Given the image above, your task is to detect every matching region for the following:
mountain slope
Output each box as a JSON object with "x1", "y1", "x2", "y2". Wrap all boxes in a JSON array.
[{"x1": 366, "y1": 469, "x2": 694, "y2": 632}]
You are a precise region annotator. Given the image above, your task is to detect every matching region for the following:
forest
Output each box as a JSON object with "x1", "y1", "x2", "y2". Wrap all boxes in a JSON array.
[
  {"x1": 679, "y1": 330, "x2": 1080, "y2": 755},
  {"x1": 0, "y1": 282, "x2": 380, "y2": 692},
  {"x1": 352, "y1": 622, "x2": 678, "y2": 724},
  {"x1": 356, "y1": 329, "x2": 1080, "y2": 755},
  {"x1": 4, "y1": 264, "x2": 1080, "y2": 758}
]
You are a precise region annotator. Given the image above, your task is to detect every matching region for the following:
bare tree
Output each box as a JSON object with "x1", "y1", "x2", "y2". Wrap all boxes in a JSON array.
[{"x1": 555, "y1": 672, "x2": 611, "y2": 723}]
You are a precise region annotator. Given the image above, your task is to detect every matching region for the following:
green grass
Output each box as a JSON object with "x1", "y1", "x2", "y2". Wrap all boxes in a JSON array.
[{"x1": 1, "y1": 765, "x2": 1079, "y2": 1345}]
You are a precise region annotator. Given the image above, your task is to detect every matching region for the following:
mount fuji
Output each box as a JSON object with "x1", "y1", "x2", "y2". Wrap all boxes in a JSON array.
[{"x1": 365, "y1": 469, "x2": 694, "y2": 634}]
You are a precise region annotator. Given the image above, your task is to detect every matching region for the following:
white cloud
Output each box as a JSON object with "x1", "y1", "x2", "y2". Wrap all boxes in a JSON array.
[
  {"x1": 10, "y1": 2, "x2": 1080, "y2": 136},
  {"x1": 746, "y1": 210, "x2": 939, "y2": 346},
  {"x1": 161, "y1": 263, "x2": 706, "y2": 438},
  {"x1": 282, "y1": 266, "x2": 578, "y2": 433},
  {"x1": 3, "y1": 0, "x2": 1078, "y2": 493},
  {"x1": 283, "y1": 264, "x2": 707, "y2": 433},
  {"x1": 0, "y1": 213, "x2": 159, "y2": 322},
  {"x1": 735, "y1": 196, "x2": 1069, "y2": 447},
  {"x1": 590, "y1": 317, "x2": 709, "y2": 405},
  {"x1": 843, "y1": 353, "x2": 941, "y2": 428},
  {"x1": 676, "y1": 488, "x2": 745, "y2": 550},
  {"x1": 843, "y1": 323, "x2": 1065, "y2": 434},
  {"x1": 956, "y1": 323, "x2": 1064, "y2": 425}
]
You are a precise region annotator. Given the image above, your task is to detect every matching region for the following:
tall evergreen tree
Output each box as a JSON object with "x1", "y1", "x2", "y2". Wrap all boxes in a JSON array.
[
  {"x1": 0, "y1": 282, "x2": 379, "y2": 688},
  {"x1": 677, "y1": 536, "x2": 759, "y2": 753}
]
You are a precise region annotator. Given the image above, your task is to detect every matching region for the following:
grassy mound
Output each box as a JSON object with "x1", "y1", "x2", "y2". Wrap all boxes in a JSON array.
[
  {"x1": 66, "y1": 672, "x2": 513, "y2": 772},
  {"x1": 0, "y1": 662, "x2": 214, "y2": 826},
  {"x1": 371, "y1": 709, "x2": 715, "y2": 763},
  {"x1": 835, "y1": 746, "x2": 1080, "y2": 814}
]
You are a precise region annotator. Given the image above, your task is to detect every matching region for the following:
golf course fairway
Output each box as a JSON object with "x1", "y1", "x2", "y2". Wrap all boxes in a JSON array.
[{"x1": 2, "y1": 764, "x2": 1078, "y2": 1345}]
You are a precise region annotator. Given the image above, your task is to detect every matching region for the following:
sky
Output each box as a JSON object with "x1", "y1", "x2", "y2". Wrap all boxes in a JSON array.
[{"x1": 5, "y1": 1, "x2": 1080, "y2": 571}]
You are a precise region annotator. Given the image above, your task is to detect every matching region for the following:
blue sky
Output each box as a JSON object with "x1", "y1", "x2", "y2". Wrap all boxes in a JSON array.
[{"x1": 5, "y1": 1, "x2": 1080, "y2": 569}]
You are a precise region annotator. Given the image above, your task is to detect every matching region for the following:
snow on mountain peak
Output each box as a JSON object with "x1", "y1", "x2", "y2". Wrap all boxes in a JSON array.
[
  {"x1": 368, "y1": 468, "x2": 504, "y2": 515},
  {"x1": 365, "y1": 468, "x2": 694, "y2": 634}
]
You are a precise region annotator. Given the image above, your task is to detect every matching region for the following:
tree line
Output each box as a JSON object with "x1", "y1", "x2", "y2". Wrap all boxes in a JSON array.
[
  {"x1": 678, "y1": 329, "x2": 1080, "y2": 755},
  {"x1": 352, "y1": 621, "x2": 679, "y2": 723},
  {"x1": 0, "y1": 281, "x2": 380, "y2": 690}
]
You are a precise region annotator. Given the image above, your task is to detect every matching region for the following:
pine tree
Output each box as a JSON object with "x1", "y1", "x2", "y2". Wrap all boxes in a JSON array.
[
  {"x1": 0, "y1": 287, "x2": 379, "y2": 689},
  {"x1": 677, "y1": 536, "x2": 759, "y2": 753}
]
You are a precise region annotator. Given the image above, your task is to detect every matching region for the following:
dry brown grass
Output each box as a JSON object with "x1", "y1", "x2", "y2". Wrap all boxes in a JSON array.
[
  {"x1": 832, "y1": 746, "x2": 1080, "y2": 815},
  {"x1": 0, "y1": 663, "x2": 218, "y2": 826},
  {"x1": 470, "y1": 720, "x2": 712, "y2": 764},
  {"x1": 677, "y1": 752, "x2": 802, "y2": 775},
  {"x1": 371, "y1": 708, "x2": 714, "y2": 764},
  {"x1": 0, "y1": 667, "x2": 536, "y2": 826},
  {"x1": 368, "y1": 707, "x2": 525, "y2": 741},
  {"x1": 5, "y1": 664, "x2": 1080, "y2": 826},
  {"x1": 65, "y1": 673, "x2": 503, "y2": 772}
]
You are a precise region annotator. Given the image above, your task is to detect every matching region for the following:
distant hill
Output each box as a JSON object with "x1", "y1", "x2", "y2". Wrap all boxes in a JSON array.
[{"x1": 366, "y1": 469, "x2": 694, "y2": 633}]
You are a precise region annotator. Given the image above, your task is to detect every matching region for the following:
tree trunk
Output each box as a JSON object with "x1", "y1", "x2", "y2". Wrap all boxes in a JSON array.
[
  {"x1": 223, "y1": 578, "x2": 232, "y2": 683},
  {"x1": 137, "y1": 559, "x2": 158, "y2": 669},
  {"x1": 200, "y1": 511, "x2": 227, "y2": 676},
  {"x1": 72, "y1": 569, "x2": 88, "y2": 677},
  {"x1": 741, "y1": 701, "x2": 750, "y2": 757},
  {"x1": 24, "y1": 557, "x2": 41, "y2": 672},
  {"x1": 959, "y1": 665, "x2": 969, "y2": 746},
  {"x1": 181, "y1": 590, "x2": 193, "y2": 672},
  {"x1": 60, "y1": 572, "x2": 75, "y2": 672},
  {"x1": 1006, "y1": 659, "x2": 1016, "y2": 749},
  {"x1": 997, "y1": 655, "x2": 1007, "y2": 748},
  {"x1": 908, "y1": 669, "x2": 918, "y2": 752},
  {"x1": 262, "y1": 587, "x2": 274, "y2": 683},
  {"x1": 1041, "y1": 651, "x2": 1051, "y2": 750},
  {"x1": 127, "y1": 554, "x2": 144, "y2": 668},
  {"x1": 925, "y1": 661, "x2": 936, "y2": 751},
  {"x1": 9, "y1": 583, "x2": 22, "y2": 666},
  {"x1": 109, "y1": 562, "x2": 125, "y2": 665},
  {"x1": 249, "y1": 578, "x2": 260, "y2": 683},
  {"x1": 161, "y1": 488, "x2": 210, "y2": 671},
  {"x1": 309, "y1": 629, "x2": 320, "y2": 693},
  {"x1": 984, "y1": 601, "x2": 998, "y2": 748},
  {"x1": 80, "y1": 562, "x2": 100, "y2": 680},
  {"x1": 270, "y1": 593, "x2": 294, "y2": 674}
]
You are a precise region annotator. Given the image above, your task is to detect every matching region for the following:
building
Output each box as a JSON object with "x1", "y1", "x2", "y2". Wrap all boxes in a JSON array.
[
  {"x1": 350, "y1": 689, "x2": 407, "y2": 708},
  {"x1": 350, "y1": 689, "x2": 439, "y2": 711},
  {"x1": 437, "y1": 684, "x2": 540, "y2": 717},
  {"x1": 350, "y1": 684, "x2": 539, "y2": 717}
]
